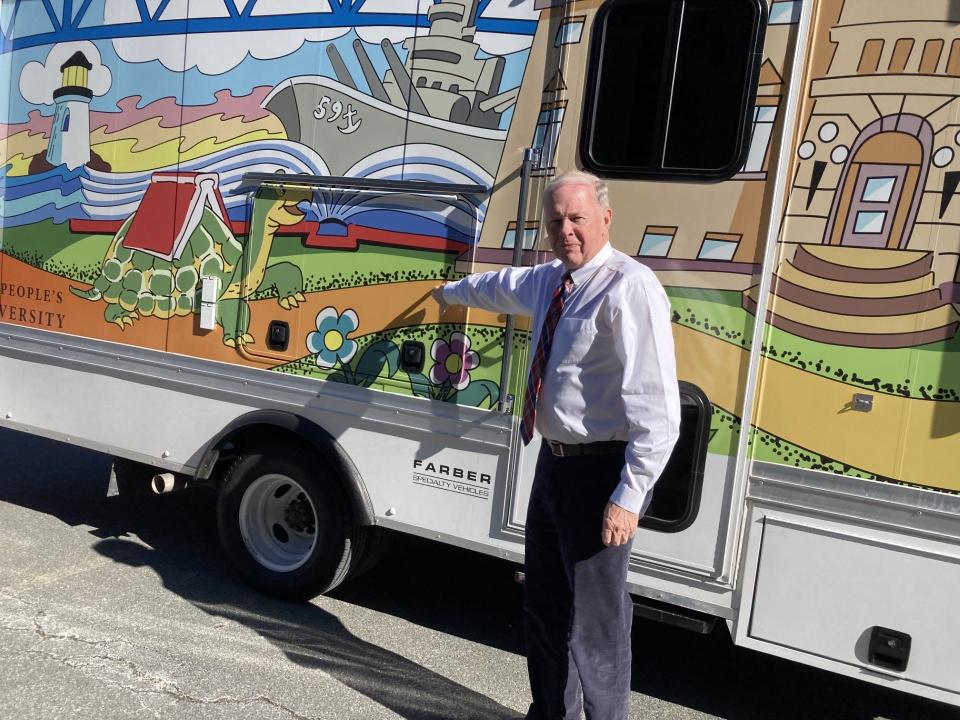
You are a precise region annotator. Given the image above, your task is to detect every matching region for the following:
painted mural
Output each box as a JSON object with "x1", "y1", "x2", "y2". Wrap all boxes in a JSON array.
[
  {"x1": 663, "y1": 0, "x2": 960, "y2": 492},
  {"x1": 754, "y1": 0, "x2": 960, "y2": 489},
  {"x1": 2, "y1": 0, "x2": 959, "y2": 494},
  {"x1": 0, "y1": 0, "x2": 539, "y2": 410},
  {"x1": 470, "y1": 0, "x2": 960, "y2": 493}
]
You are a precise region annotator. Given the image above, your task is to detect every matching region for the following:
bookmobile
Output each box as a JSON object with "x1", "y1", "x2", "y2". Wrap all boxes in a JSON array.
[{"x1": 1, "y1": 0, "x2": 959, "y2": 706}]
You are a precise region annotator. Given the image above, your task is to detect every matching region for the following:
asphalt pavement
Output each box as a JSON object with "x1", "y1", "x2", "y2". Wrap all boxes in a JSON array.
[{"x1": 0, "y1": 428, "x2": 955, "y2": 720}]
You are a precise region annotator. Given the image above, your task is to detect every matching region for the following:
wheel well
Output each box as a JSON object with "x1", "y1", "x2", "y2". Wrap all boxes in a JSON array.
[{"x1": 200, "y1": 414, "x2": 374, "y2": 527}]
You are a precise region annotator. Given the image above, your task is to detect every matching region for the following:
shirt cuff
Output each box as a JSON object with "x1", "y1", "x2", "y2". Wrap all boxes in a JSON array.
[{"x1": 609, "y1": 481, "x2": 645, "y2": 515}]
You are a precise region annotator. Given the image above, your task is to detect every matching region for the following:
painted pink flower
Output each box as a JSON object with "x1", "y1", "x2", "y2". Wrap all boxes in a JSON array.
[{"x1": 429, "y1": 332, "x2": 480, "y2": 391}]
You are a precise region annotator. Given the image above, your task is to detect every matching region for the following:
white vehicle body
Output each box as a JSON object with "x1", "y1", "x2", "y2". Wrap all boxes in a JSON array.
[{"x1": 0, "y1": 0, "x2": 958, "y2": 707}]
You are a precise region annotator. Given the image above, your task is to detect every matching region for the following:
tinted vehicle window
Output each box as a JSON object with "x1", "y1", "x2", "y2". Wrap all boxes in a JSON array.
[{"x1": 582, "y1": 0, "x2": 767, "y2": 180}]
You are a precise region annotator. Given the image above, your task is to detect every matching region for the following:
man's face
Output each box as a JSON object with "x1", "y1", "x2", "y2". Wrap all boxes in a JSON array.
[{"x1": 544, "y1": 183, "x2": 612, "y2": 270}]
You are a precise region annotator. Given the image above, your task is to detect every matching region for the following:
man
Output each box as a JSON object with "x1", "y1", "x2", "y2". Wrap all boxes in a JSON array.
[{"x1": 434, "y1": 170, "x2": 680, "y2": 719}]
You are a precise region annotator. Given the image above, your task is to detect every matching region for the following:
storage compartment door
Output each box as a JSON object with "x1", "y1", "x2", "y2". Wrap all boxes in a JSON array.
[{"x1": 750, "y1": 516, "x2": 960, "y2": 694}]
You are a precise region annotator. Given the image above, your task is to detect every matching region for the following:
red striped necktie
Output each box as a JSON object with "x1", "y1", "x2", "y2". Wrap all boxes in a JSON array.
[{"x1": 521, "y1": 271, "x2": 573, "y2": 445}]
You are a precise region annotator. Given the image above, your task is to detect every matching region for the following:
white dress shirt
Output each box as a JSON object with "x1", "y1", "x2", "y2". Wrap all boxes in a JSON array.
[{"x1": 441, "y1": 243, "x2": 681, "y2": 514}]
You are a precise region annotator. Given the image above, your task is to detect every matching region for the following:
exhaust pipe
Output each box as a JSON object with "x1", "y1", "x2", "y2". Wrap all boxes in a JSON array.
[{"x1": 151, "y1": 472, "x2": 188, "y2": 495}]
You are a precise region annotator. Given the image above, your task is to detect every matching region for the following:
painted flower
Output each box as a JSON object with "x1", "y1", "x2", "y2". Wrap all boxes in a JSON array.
[
  {"x1": 429, "y1": 331, "x2": 480, "y2": 391},
  {"x1": 307, "y1": 307, "x2": 359, "y2": 368}
]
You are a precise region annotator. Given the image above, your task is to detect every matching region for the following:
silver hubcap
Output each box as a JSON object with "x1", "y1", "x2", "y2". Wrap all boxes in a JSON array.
[{"x1": 238, "y1": 474, "x2": 318, "y2": 572}]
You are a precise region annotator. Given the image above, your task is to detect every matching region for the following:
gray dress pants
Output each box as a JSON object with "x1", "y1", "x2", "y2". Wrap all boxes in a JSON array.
[{"x1": 523, "y1": 443, "x2": 633, "y2": 720}]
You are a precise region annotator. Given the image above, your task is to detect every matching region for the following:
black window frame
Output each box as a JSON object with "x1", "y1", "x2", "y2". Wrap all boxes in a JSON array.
[
  {"x1": 639, "y1": 381, "x2": 711, "y2": 533},
  {"x1": 580, "y1": 0, "x2": 768, "y2": 181}
]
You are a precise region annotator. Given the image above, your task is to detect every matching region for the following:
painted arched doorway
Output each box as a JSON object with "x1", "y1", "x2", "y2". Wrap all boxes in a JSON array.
[{"x1": 825, "y1": 114, "x2": 931, "y2": 249}]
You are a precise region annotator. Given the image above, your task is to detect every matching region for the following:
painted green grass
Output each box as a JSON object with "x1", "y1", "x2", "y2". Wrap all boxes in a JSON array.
[
  {"x1": 7, "y1": 219, "x2": 959, "y2": 403},
  {"x1": 666, "y1": 286, "x2": 960, "y2": 402},
  {"x1": 667, "y1": 287, "x2": 754, "y2": 348},
  {"x1": 707, "y1": 405, "x2": 740, "y2": 457},
  {"x1": 276, "y1": 322, "x2": 527, "y2": 410},
  {"x1": 1, "y1": 221, "x2": 108, "y2": 283},
  {"x1": 249, "y1": 236, "x2": 462, "y2": 299},
  {"x1": 763, "y1": 326, "x2": 960, "y2": 402},
  {"x1": 710, "y1": 405, "x2": 877, "y2": 478},
  {"x1": 1, "y1": 221, "x2": 463, "y2": 293}
]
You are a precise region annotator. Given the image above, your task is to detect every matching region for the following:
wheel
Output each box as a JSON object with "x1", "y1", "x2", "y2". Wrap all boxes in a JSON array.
[{"x1": 216, "y1": 442, "x2": 356, "y2": 600}]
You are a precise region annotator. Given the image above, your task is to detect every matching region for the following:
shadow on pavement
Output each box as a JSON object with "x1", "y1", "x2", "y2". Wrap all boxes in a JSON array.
[
  {"x1": 0, "y1": 430, "x2": 522, "y2": 720},
  {"x1": 0, "y1": 429, "x2": 957, "y2": 720},
  {"x1": 93, "y1": 537, "x2": 522, "y2": 720},
  {"x1": 329, "y1": 532, "x2": 525, "y2": 655}
]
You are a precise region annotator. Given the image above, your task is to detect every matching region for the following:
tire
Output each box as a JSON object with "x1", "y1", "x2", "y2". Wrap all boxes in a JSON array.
[
  {"x1": 216, "y1": 441, "x2": 356, "y2": 600},
  {"x1": 349, "y1": 526, "x2": 392, "y2": 579}
]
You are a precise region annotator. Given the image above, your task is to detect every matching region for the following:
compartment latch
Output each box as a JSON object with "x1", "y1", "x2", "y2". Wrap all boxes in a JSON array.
[{"x1": 868, "y1": 626, "x2": 911, "y2": 672}]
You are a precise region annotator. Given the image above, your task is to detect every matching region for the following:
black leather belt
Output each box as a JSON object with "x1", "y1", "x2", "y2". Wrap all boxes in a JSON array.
[{"x1": 544, "y1": 439, "x2": 627, "y2": 458}]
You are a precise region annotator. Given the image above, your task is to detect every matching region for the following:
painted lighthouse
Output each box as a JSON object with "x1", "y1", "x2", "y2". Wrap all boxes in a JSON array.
[{"x1": 45, "y1": 51, "x2": 92, "y2": 170}]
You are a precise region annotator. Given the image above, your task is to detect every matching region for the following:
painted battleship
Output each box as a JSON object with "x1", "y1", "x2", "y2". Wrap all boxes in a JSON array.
[{"x1": 262, "y1": 0, "x2": 520, "y2": 178}]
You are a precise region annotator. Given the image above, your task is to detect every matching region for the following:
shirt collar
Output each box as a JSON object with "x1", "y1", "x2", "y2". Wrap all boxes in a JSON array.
[{"x1": 567, "y1": 242, "x2": 613, "y2": 287}]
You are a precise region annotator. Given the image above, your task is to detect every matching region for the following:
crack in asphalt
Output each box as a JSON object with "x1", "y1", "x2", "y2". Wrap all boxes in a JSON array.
[
  {"x1": 0, "y1": 593, "x2": 315, "y2": 720},
  {"x1": 0, "y1": 593, "x2": 121, "y2": 651},
  {"x1": 4, "y1": 642, "x2": 315, "y2": 720}
]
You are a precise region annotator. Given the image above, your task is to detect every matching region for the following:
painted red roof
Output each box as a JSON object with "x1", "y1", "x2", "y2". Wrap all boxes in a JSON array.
[{"x1": 122, "y1": 172, "x2": 226, "y2": 261}]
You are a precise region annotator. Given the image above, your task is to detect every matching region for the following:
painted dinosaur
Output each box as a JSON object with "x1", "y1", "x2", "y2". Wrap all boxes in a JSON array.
[{"x1": 71, "y1": 184, "x2": 308, "y2": 347}]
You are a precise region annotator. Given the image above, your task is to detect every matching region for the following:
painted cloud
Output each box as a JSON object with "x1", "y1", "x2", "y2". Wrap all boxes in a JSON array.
[
  {"x1": 19, "y1": 41, "x2": 113, "y2": 106},
  {"x1": 103, "y1": 0, "x2": 537, "y2": 75}
]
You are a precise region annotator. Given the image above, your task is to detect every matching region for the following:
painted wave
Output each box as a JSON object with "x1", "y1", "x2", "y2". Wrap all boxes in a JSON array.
[
  {"x1": 1, "y1": 139, "x2": 492, "y2": 246},
  {"x1": 81, "y1": 140, "x2": 331, "y2": 221},
  {"x1": 0, "y1": 165, "x2": 87, "y2": 226}
]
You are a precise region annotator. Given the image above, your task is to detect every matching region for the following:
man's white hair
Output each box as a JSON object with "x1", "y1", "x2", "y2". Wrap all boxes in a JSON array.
[{"x1": 543, "y1": 170, "x2": 610, "y2": 209}]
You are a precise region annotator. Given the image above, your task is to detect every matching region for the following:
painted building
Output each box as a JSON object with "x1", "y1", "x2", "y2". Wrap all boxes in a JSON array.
[
  {"x1": 469, "y1": 0, "x2": 797, "y2": 295},
  {"x1": 45, "y1": 50, "x2": 92, "y2": 170},
  {"x1": 772, "y1": 0, "x2": 960, "y2": 347}
]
